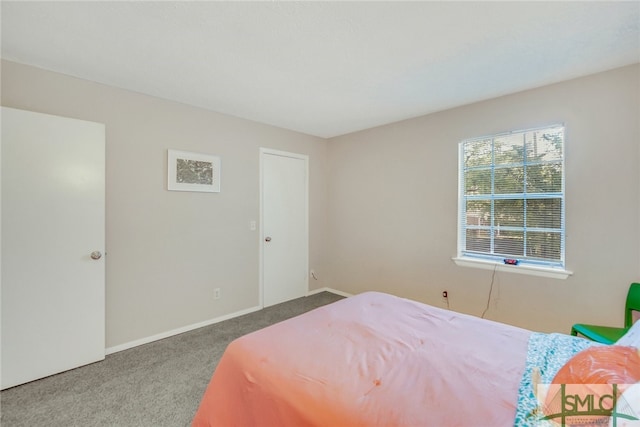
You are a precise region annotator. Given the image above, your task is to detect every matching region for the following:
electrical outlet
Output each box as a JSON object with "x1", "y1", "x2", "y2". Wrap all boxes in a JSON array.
[
  {"x1": 442, "y1": 290, "x2": 450, "y2": 309},
  {"x1": 214, "y1": 288, "x2": 221, "y2": 300}
]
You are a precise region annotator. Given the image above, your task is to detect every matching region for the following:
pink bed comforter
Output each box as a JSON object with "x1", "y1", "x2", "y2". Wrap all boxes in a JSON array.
[{"x1": 192, "y1": 292, "x2": 531, "y2": 426}]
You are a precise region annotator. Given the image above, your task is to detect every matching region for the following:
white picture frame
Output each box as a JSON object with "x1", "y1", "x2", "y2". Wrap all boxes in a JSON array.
[{"x1": 167, "y1": 149, "x2": 220, "y2": 192}]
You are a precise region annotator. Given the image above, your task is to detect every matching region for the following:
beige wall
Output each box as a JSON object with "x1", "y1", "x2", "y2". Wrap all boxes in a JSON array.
[
  {"x1": 3, "y1": 59, "x2": 639, "y2": 348},
  {"x1": 1, "y1": 60, "x2": 328, "y2": 349},
  {"x1": 327, "y1": 64, "x2": 640, "y2": 333}
]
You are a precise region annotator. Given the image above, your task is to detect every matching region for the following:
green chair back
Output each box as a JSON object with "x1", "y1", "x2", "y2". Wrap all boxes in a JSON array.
[
  {"x1": 570, "y1": 282, "x2": 640, "y2": 344},
  {"x1": 624, "y1": 282, "x2": 640, "y2": 327}
]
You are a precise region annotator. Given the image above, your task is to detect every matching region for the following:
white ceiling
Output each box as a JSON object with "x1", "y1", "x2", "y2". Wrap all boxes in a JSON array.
[{"x1": 2, "y1": 1, "x2": 639, "y2": 138}]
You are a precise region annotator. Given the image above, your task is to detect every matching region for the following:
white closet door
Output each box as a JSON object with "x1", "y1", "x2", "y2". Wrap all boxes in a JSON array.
[
  {"x1": 1, "y1": 107, "x2": 106, "y2": 389},
  {"x1": 261, "y1": 149, "x2": 308, "y2": 307}
]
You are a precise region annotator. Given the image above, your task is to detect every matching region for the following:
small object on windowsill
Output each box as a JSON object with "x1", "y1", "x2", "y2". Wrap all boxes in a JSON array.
[{"x1": 504, "y1": 259, "x2": 519, "y2": 265}]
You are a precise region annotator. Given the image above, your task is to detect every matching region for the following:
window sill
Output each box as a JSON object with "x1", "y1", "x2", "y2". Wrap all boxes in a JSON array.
[{"x1": 452, "y1": 257, "x2": 573, "y2": 280}]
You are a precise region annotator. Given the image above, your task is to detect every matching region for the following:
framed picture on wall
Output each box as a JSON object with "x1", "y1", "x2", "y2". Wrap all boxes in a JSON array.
[{"x1": 167, "y1": 149, "x2": 221, "y2": 192}]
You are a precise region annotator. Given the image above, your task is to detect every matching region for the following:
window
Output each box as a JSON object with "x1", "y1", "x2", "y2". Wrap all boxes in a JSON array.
[{"x1": 457, "y1": 125, "x2": 567, "y2": 275}]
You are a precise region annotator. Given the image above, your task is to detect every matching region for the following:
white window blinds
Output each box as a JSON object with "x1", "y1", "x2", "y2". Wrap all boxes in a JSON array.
[{"x1": 458, "y1": 125, "x2": 565, "y2": 268}]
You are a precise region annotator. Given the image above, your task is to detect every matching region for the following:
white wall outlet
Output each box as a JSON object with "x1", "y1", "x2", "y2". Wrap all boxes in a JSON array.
[
  {"x1": 249, "y1": 220, "x2": 256, "y2": 231},
  {"x1": 214, "y1": 288, "x2": 221, "y2": 300}
]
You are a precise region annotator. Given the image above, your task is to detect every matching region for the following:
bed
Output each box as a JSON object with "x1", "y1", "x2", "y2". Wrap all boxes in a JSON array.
[{"x1": 192, "y1": 292, "x2": 603, "y2": 426}]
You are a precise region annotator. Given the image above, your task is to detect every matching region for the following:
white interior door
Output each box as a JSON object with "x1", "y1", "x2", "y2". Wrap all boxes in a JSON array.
[
  {"x1": 1, "y1": 107, "x2": 106, "y2": 389},
  {"x1": 261, "y1": 149, "x2": 308, "y2": 307}
]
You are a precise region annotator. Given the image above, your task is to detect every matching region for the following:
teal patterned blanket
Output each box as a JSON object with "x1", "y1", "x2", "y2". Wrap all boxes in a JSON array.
[{"x1": 514, "y1": 332, "x2": 600, "y2": 426}]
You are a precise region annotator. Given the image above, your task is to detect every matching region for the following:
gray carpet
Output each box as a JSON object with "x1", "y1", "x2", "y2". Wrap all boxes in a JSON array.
[{"x1": 0, "y1": 292, "x2": 344, "y2": 426}]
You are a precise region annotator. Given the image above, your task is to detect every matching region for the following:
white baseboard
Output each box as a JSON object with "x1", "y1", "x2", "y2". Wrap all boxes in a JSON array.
[
  {"x1": 307, "y1": 287, "x2": 353, "y2": 298},
  {"x1": 105, "y1": 304, "x2": 262, "y2": 355},
  {"x1": 106, "y1": 288, "x2": 351, "y2": 356}
]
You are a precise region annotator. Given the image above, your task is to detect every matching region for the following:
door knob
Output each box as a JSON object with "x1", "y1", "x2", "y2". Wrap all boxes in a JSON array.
[
  {"x1": 90, "y1": 251, "x2": 102, "y2": 260},
  {"x1": 265, "y1": 237, "x2": 272, "y2": 242}
]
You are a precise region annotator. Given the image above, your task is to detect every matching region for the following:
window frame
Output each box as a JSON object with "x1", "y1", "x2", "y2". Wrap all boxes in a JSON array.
[{"x1": 453, "y1": 125, "x2": 572, "y2": 280}]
